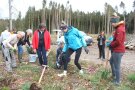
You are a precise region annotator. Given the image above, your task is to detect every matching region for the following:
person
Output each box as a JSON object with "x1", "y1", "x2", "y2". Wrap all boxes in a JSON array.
[
  {"x1": 56, "y1": 41, "x2": 66, "y2": 69},
  {"x1": 32, "y1": 23, "x2": 51, "y2": 67},
  {"x1": 2, "y1": 31, "x2": 25, "y2": 72},
  {"x1": 97, "y1": 31, "x2": 106, "y2": 60},
  {"x1": 0, "y1": 27, "x2": 11, "y2": 58},
  {"x1": 106, "y1": 31, "x2": 115, "y2": 54},
  {"x1": 109, "y1": 12, "x2": 126, "y2": 85},
  {"x1": 58, "y1": 22, "x2": 89, "y2": 77},
  {"x1": 17, "y1": 29, "x2": 33, "y2": 63}
]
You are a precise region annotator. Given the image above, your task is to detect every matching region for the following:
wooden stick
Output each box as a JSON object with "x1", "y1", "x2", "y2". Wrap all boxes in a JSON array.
[
  {"x1": 105, "y1": 48, "x2": 110, "y2": 68},
  {"x1": 38, "y1": 50, "x2": 51, "y2": 84},
  {"x1": 38, "y1": 66, "x2": 46, "y2": 84}
]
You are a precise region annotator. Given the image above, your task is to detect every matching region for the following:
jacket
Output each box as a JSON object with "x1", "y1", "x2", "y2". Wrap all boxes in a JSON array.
[
  {"x1": 110, "y1": 24, "x2": 126, "y2": 53},
  {"x1": 32, "y1": 29, "x2": 51, "y2": 51},
  {"x1": 62, "y1": 26, "x2": 86, "y2": 52},
  {"x1": 97, "y1": 35, "x2": 106, "y2": 46}
]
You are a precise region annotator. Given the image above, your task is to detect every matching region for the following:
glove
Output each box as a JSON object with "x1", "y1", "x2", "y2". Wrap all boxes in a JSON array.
[
  {"x1": 84, "y1": 47, "x2": 89, "y2": 54},
  {"x1": 10, "y1": 47, "x2": 16, "y2": 52}
]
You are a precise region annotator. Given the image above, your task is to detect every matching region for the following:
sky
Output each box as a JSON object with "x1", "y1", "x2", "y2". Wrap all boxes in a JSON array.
[{"x1": 0, "y1": 0, "x2": 134, "y2": 19}]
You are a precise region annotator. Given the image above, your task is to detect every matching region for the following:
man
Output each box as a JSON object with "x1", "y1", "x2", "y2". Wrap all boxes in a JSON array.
[
  {"x1": 2, "y1": 31, "x2": 25, "y2": 72},
  {"x1": 32, "y1": 23, "x2": 51, "y2": 67},
  {"x1": 17, "y1": 29, "x2": 33, "y2": 63},
  {"x1": 58, "y1": 22, "x2": 89, "y2": 77},
  {"x1": 110, "y1": 12, "x2": 126, "y2": 85}
]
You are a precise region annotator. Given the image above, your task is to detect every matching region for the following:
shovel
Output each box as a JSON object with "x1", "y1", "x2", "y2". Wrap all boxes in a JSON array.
[{"x1": 30, "y1": 50, "x2": 51, "y2": 89}]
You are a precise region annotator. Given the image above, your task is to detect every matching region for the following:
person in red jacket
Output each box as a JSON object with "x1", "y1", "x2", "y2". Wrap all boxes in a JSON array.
[
  {"x1": 110, "y1": 12, "x2": 126, "y2": 86},
  {"x1": 32, "y1": 23, "x2": 51, "y2": 67}
]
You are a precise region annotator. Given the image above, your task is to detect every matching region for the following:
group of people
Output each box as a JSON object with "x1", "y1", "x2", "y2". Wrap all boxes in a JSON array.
[{"x1": 0, "y1": 12, "x2": 125, "y2": 86}]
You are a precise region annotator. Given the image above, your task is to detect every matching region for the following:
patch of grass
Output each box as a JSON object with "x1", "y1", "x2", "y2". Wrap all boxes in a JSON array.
[
  {"x1": 101, "y1": 69, "x2": 110, "y2": 80},
  {"x1": 21, "y1": 82, "x2": 31, "y2": 90},
  {"x1": 128, "y1": 73, "x2": 135, "y2": 83},
  {"x1": 1, "y1": 87, "x2": 10, "y2": 90},
  {"x1": 43, "y1": 84, "x2": 63, "y2": 90}
]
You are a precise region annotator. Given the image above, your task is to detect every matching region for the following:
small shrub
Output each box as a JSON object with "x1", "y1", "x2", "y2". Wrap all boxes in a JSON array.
[
  {"x1": 101, "y1": 70, "x2": 110, "y2": 79},
  {"x1": 128, "y1": 73, "x2": 135, "y2": 83},
  {"x1": 21, "y1": 82, "x2": 31, "y2": 90}
]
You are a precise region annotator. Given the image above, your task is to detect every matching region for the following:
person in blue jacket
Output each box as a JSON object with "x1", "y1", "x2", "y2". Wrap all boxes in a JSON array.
[{"x1": 58, "y1": 22, "x2": 89, "y2": 77}]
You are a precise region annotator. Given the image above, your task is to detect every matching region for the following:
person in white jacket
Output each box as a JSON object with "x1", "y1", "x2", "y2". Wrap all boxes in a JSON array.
[
  {"x1": 0, "y1": 28, "x2": 11, "y2": 58},
  {"x1": 2, "y1": 31, "x2": 25, "y2": 72}
]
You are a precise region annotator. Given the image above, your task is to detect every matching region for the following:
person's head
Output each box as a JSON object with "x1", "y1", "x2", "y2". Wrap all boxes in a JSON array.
[
  {"x1": 100, "y1": 31, "x2": 105, "y2": 35},
  {"x1": 59, "y1": 41, "x2": 64, "y2": 48},
  {"x1": 26, "y1": 29, "x2": 33, "y2": 37},
  {"x1": 39, "y1": 23, "x2": 46, "y2": 31},
  {"x1": 17, "y1": 31, "x2": 25, "y2": 39},
  {"x1": 110, "y1": 12, "x2": 120, "y2": 27},
  {"x1": 59, "y1": 21, "x2": 68, "y2": 33}
]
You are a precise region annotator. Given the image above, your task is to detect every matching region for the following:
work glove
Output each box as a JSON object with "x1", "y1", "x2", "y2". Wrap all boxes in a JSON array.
[
  {"x1": 10, "y1": 47, "x2": 16, "y2": 52},
  {"x1": 84, "y1": 47, "x2": 89, "y2": 54}
]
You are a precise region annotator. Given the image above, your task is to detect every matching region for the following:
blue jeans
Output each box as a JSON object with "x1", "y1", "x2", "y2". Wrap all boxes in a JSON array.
[
  {"x1": 18, "y1": 45, "x2": 23, "y2": 54},
  {"x1": 110, "y1": 52, "x2": 124, "y2": 83},
  {"x1": 37, "y1": 46, "x2": 47, "y2": 65}
]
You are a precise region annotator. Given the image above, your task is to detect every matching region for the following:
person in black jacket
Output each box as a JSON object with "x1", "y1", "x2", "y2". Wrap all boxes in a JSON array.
[
  {"x1": 97, "y1": 31, "x2": 106, "y2": 60},
  {"x1": 17, "y1": 29, "x2": 33, "y2": 63}
]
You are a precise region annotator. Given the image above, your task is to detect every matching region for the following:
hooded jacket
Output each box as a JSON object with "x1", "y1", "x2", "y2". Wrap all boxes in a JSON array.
[
  {"x1": 62, "y1": 26, "x2": 86, "y2": 52},
  {"x1": 110, "y1": 24, "x2": 126, "y2": 53}
]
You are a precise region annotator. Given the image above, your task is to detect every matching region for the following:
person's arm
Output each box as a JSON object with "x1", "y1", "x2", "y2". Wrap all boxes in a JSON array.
[{"x1": 62, "y1": 36, "x2": 68, "y2": 52}]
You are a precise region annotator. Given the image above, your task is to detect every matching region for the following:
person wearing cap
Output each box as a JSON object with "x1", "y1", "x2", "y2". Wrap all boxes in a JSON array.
[
  {"x1": 109, "y1": 12, "x2": 126, "y2": 85},
  {"x1": 17, "y1": 29, "x2": 33, "y2": 63},
  {"x1": 32, "y1": 23, "x2": 51, "y2": 67},
  {"x1": 2, "y1": 31, "x2": 25, "y2": 72},
  {"x1": 58, "y1": 22, "x2": 88, "y2": 77}
]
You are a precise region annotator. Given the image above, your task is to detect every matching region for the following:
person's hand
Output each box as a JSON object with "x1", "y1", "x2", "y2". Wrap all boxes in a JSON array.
[
  {"x1": 33, "y1": 49, "x2": 36, "y2": 53},
  {"x1": 84, "y1": 47, "x2": 89, "y2": 54}
]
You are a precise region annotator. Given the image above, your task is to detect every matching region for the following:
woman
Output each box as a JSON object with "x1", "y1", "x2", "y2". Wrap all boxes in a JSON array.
[
  {"x1": 97, "y1": 31, "x2": 106, "y2": 60},
  {"x1": 2, "y1": 31, "x2": 25, "y2": 72},
  {"x1": 58, "y1": 22, "x2": 88, "y2": 77},
  {"x1": 17, "y1": 29, "x2": 33, "y2": 63}
]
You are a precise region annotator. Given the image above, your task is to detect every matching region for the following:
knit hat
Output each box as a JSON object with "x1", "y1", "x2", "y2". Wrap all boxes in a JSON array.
[
  {"x1": 110, "y1": 12, "x2": 119, "y2": 23},
  {"x1": 59, "y1": 21, "x2": 68, "y2": 30}
]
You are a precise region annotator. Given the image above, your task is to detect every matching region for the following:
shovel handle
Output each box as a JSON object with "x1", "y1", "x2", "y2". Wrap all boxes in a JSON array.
[{"x1": 38, "y1": 66, "x2": 46, "y2": 84}]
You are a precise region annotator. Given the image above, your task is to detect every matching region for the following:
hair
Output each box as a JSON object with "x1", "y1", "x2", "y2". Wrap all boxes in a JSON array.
[
  {"x1": 39, "y1": 23, "x2": 46, "y2": 29},
  {"x1": 17, "y1": 31, "x2": 25, "y2": 37},
  {"x1": 26, "y1": 29, "x2": 33, "y2": 34}
]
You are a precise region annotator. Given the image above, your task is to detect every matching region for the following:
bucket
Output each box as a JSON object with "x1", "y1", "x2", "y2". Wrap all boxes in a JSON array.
[{"x1": 29, "y1": 54, "x2": 37, "y2": 62}]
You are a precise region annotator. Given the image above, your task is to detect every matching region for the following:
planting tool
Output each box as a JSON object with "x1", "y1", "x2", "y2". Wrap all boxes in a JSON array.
[{"x1": 30, "y1": 50, "x2": 51, "y2": 88}]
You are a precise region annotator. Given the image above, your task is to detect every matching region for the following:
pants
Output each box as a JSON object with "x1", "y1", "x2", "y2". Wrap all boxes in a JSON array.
[
  {"x1": 98, "y1": 45, "x2": 105, "y2": 59},
  {"x1": 110, "y1": 52, "x2": 124, "y2": 83},
  {"x1": 18, "y1": 45, "x2": 23, "y2": 62},
  {"x1": 64, "y1": 48, "x2": 82, "y2": 70},
  {"x1": 37, "y1": 46, "x2": 47, "y2": 65},
  {"x1": 3, "y1": 47, "x2": 17, "y2": 72}
]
